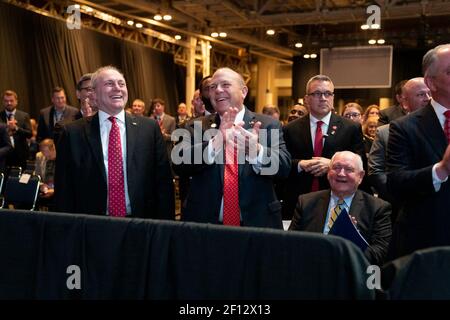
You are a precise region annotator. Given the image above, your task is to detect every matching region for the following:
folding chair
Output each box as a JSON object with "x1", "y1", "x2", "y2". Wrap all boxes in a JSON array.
[{"x1": 2, "y1": 174, "x2": 41, "y2": 211}]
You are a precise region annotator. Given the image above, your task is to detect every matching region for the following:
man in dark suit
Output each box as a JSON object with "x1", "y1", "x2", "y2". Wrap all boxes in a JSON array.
[
  {"x1": 387, "y1": 44, "x2": 450, "y2": 259},
  {"x1": 283, "y1": 75, "x2": 365, "y2": 219},
  {"x1": 150, "y1": 98, "x2": 176, "y2": 158},
  {"x1": 377, "y1": 80, "x2": 408, "y2": 126},
  {"x1": 37, "y1": 86, "x2": 79, "y2": 142},
  {"x1": 289, "y1": 151, "x2": 392, "y2": 265},
  {"x1": 1, "y1": 90, "x2": 32, "y2": 169},
  {"x1": 369, "y1": 77, "x2": 430, "y2": 225},
  {"x1": 173, "y1": 67, "x2": 291, "y2": 229},
  {"x1": 55, "y1": 66, "x2": 174, "y2": 219},
  {"x1": 0, "y1": 123, "x2": 13, "y2": 173}
]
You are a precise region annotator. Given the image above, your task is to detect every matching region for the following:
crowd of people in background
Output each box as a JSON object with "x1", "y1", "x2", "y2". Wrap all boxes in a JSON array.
[{"x1": 1, "y1": 43, "x2": 450, "y2": 266}]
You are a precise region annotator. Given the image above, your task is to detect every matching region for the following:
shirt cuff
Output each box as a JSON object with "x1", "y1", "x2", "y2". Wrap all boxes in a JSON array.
[
  {"x1": 432, "y1": 163, "x2": 448, "y2": 192},
  {"x1": 297, "y1": 161, "x2": 303, "y2": 173}
]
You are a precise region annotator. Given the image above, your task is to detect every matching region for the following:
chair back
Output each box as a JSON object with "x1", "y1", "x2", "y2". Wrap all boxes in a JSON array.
[{"x1": 3, "y1": 175, "x2": 41, "y2": 211}]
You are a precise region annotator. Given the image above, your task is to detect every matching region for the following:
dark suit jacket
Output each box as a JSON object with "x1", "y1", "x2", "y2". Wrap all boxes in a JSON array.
[
  {"x1": 378, "y1": 104, "x2": 407, "y2": 126},
  {"x1": 387, "y1": 103, "x2": 450, "y2": 258},
  {"x1": 0, "y1": 109, "x2": 32, "y2": 169},
  {"x1": 55, "y1": 112, "x2": 174, "y2": 219},
  {"x1": 173, "y1": 108, "x2": 291, "y2": 229},
  {"x1": 282, "y1": 113, "x2": 366, "y2": 219},
  {"x1": 37, "y1": 105, "x2": 79, "y2": 142},
  {"x1": 0, "y1": 124, "x2": 13, "y2": 173},
  {"x1": 368, "y1": 124, "x2": 390, "y2": 201},
  {"x1": 289, "y1": 189, "x2": 392, "y2": 265}
]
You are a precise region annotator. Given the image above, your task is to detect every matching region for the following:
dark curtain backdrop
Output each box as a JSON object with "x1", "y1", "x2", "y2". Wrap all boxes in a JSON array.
[{"x1": 0, "y1": 2, "x2": 184, "y2": 118}]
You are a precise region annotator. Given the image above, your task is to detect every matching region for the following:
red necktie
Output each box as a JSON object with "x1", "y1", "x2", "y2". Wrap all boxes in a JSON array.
[
  {"x1": 108, "y1": 116, "x2": 126, "y2": 217},
  {"x1": 444, "y1": 110, "x2": 450, "y2": 143},
  {"x1": 223, "y1": 139, "x2": 240, "y2": 226},
  {"x1": 311, "y1": 120, "x2": 324, "y2": 192}
]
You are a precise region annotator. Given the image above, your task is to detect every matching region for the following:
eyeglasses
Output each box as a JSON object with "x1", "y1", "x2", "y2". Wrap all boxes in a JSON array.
[
  {"x1": 307, "y1": 91, "x2": 334, "y2": 98},
  {"x1": 331, "y1": 165, "x2": 356, "y2": 174},
  {"x1": 344, "y1": 112, "x2": 361, "y2": 119},
  {"x1": 290, "y1": 109, "x2": 306, "y2": 116},
  {"x1": 80, "y1": 87, "x2": 93, "y2": 92}
]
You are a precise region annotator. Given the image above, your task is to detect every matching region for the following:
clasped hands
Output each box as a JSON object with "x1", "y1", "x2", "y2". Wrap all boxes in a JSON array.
[
  {"x1": 299, "y1": 157, "x2": 331, "y2": 177},
  {"x1": 211, "y1": 107, "x2": 262, "y2": 157}
]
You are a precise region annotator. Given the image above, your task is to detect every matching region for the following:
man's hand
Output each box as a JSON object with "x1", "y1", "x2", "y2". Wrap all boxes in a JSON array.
[
  {"x1": 234, "y1": 120, "x2": 261, "y2": 157},
  {"x1": 300, "y1": 157, "x2": 331, "y2": 176},
  {"x1": 81, "y1": 97, "x2": 94, "y2": 117},
  {"x1": 212, "y1": 107, "x2": 239, "y2": 152},
  {"x1": 436, "y1": 144, "x2": 450, "y2": 180},
  {"x1": 7, "y1": 118, "x2": 17, "y2": 133}
]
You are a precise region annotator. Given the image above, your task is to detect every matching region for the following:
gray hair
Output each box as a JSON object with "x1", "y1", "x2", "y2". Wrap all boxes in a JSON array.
[
  {"x1": 330, "y1": 151, "x2": 364, "y2": 172},
  {"x1": 305, "y1": 75, "x2": 333, "y2": 93},
  {"x1": 422, "y1": 44, "x2": 450, "y2": 77},
  {"x1": 91, "y1": 65, "x2": 125, "y2": 89}
]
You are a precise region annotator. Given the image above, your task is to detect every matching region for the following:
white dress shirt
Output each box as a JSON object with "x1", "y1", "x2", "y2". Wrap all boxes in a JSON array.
[{"x1": 430, "y1": 100, "x2": 449, "y2": 191}]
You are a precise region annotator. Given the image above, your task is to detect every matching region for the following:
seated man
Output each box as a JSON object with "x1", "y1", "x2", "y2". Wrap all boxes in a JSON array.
[
  {"x1": 289, "y1": 151, "x2": 392, "y2": 265},
  {"x1": 35, "y1": 138, "x2": 56, "y2": 209}
]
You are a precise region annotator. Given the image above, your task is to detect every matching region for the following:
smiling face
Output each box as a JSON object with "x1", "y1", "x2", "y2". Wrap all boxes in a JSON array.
[
  {"x1": 92, "y1": 68, "x2": 128, "y2": 116},
  {"x1": 209, "y1": 68, "x2": 248, "y2": 115},
  {"x1": 327, "y1": 151, "x2": 365, "y2": 198}
]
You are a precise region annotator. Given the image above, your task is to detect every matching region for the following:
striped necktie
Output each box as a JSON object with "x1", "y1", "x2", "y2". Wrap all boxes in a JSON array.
[{"x1": 328, "y1": 198, "x2": 345, "y2": 229}]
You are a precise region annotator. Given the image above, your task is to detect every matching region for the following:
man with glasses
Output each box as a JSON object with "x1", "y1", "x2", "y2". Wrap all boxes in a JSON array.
[
  {"x1": 289, "y1": 151, "x2": 391, "y2": 265},
  {"x1": 282, "y1": 75, "x2": 365, "y2": 219},
  {"x1": 75, "y1": 73, "x2": 96, "y2": 118}
]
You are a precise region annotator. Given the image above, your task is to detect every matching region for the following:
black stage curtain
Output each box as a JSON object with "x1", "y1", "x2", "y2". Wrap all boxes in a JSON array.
[
  {"x1": 0, "y1": 210, "x2": 374, "y2": 300},
  {"x1": 0, "y1": 2, "x2": 182, "y2": 118}
]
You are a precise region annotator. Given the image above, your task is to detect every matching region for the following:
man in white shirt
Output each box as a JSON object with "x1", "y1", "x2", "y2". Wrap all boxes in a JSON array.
[{"x1": 55, "y1": 66, "x2": 174, "y2": 219}]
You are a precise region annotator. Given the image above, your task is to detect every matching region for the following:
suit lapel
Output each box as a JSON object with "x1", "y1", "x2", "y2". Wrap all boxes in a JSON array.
[
  {"x1": 297, "y1": 115, "x2": 314, "y2": 157},
  {"x1": 348, "y1": 190, "x2": 363, "y2": 221},
  {"x1": 85, "y1": 113, "x2": 106, "y2": 182},
  {"x1": 49, "y1": 107, "x2": 55, "y2": 131},
  {"x1": 313, "y1": 191, "x2": 331, "y2": 231},
  {"x1": 0, "y1": 111, "x2": 7, "y2": 123},
  {"x1": 417, "y1": 104, "x2": 447, "y2": 158},
  {"x1": 125, "y1": 113, "x2": 138, "y2": 201},
  {"x1": 201, "y1": 113, "x2": 224, "y2": 186},
  {"x1": 323, "y1": 113, "x2": 341, "y2": 155}
]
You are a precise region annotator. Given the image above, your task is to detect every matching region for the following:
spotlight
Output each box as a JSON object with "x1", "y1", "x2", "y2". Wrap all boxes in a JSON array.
[
  {"x1": 135, "y1": 23, "x2": 143, "y2": 28},
  {"x1": 361, "y1": 24, "x2": 369, "y2": 30},
  {"x1": 127, "y1": 20, "x2": 134, "y2": 26},
  {"x1": 174, "y1": 35, "x2": 181, "y2": 40},
  {"x1": 219, "y1": 32, "x2": 227, "y2": 37},
  {"x1": 368, "y1": 39, "x2": 376, "y2": 45},
  {"x1": 163, "y1": 14, "x2": 172, "y2": 21},
  {"x1": 303, "y1": 54, "x2": 310, "y2": 59},
  {"x1": 295, "y1": 42, "x2": 303, "y2": 48},
  {"x1": 154, "y1": 14, "x2": 162, "y2": 21},
  {"x1": 211, "y1": 32, "x2": 219, "y2": 37},
  {"x1": 310, "y1": 53, "x2": 317, "y2": 59},
  {"x1": 377, "y1": 39, "x2": 385, "y2": 44},
  {"x1": 266, "y1": 29, "x2": 275, "y2": 35}
]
